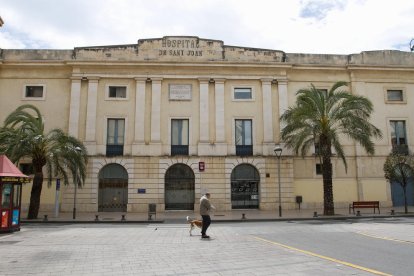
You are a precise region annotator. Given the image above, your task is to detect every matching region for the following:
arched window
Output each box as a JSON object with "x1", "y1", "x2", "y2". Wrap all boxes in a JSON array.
[
  {"x1": 98, "y1": 164, "x2": 128, "y2": 212},
  {"x1": 231, "y1": 164, "x2": 260, "y2": 209},
  {"x1": 165, "y1": 164, "x2": 195, "y2": 210}
]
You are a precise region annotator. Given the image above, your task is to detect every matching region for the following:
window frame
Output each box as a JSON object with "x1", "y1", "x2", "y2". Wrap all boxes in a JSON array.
[
  {"x1": 389, "y1": 120, "x2": 407, "y2": 146},
  {"x1": 234, "y1": 118, "x2": 253, "y2": 156},
  {"x1": 22, "y1": 84, "x2": 46, "y2": 100},
  {"x1": 384, "y1": 87, "x2": 406, "y2": 104},
  {"x1": 232, "y1": 86, "x2": 254, "y2": 101},
  {"x1": 106, "y1": 118, "x2": 125, "y2": 146},
  {"x1": 170, "y1": 118, "x2": 190, "y2": 156},
  {"x1": 105, "y1": 84, "x2": 129, "y2": 101},
  {"x1": 105, "y1": 118, "x2": 126, "y2": 157}
]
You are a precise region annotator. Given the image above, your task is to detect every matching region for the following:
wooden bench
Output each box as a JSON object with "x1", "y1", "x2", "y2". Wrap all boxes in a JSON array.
[{"x1": 349, "y1": 201, "x2": 380, "y2": 214}]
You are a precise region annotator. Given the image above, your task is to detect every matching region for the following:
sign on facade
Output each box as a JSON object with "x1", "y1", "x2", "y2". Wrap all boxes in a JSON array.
[{"x1": 169, "y1": 84, "x2": 192, "y2": 100}]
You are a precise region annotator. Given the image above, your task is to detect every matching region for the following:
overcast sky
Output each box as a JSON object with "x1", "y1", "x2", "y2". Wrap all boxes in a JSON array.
[{"x1": 0, "y1": 0, "x2": 413, "y2": 54}]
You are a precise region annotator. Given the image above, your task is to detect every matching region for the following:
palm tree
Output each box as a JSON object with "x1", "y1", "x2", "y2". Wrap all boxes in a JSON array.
[
  {"x1": 0, "y1": 104, "x2": 88, "y2": 219},
  {"x1": 280, "y1": 81, "x2": 382, "y2": 215},
  {"x1": 384, "y1": 151, "x2": 414, "y2": 214}
]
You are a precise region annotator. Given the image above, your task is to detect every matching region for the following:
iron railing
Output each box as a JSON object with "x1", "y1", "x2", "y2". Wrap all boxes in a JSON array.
[
  {"x1": 236, "y1": 145, "x2": 253, "y2": 156},
  {"x1": 106, "y1": 144, "x2": 124, "y2": 157}
]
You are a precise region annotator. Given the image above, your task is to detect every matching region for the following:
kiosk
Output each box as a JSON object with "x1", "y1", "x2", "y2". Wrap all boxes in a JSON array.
[{"x1": 0, "y1": 155, "x2": 30, "y2": 233}]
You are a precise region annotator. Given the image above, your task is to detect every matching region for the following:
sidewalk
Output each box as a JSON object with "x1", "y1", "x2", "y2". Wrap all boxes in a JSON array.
[{"x1": 21, "y1": 206, "x2": 414, "y2": 224}]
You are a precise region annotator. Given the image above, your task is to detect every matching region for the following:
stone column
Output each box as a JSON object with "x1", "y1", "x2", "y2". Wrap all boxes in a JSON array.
[
  {"x1": 214, "y1": 79, "x2": 225, "y2": 142},
  {"x1": 68, "y1": 77, "x2": 81, "y2": 138},
  {"x1": 134, "y1": 78, "x2": 147, "y2": 143},
  {"x1": 150, "y1": 78, "x2": 162, "y2": 143},
  {"x1": 199, "y1": 78, "x2": 210, "y2": 142}
]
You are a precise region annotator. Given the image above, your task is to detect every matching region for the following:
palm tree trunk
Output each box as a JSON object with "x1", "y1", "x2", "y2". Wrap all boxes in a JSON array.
[
  {"x1": 322, "y1": 160, "x2": 335, "y2": 215},
  {"x1": 27, "y1": 172, "x2": 43, "y2": 219}
]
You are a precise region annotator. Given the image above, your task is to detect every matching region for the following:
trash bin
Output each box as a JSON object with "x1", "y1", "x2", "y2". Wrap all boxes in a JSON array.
[{"x1": 148, "y1": 204, "x2": 156, "y2": 220}]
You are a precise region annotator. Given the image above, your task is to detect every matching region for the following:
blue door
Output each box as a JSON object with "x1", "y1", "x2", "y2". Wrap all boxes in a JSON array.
[{"x1": 391, "y1": 178, "x2": 414, "y2": 206}]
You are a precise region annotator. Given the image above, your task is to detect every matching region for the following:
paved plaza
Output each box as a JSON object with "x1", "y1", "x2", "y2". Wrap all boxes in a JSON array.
[{"x1": 1, "y1": 215, "x2": 414, "y2": 275}]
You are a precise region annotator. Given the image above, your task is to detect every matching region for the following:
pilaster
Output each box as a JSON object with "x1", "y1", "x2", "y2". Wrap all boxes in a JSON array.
[
  {"x1": 84, "y1": 77, "x2": 99, "y2": 155},
  {"x1": 68, "y1": 77, "x2": 81, "y2": 138}
]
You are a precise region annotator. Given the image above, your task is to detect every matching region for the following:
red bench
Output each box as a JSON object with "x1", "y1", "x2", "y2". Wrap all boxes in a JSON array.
[{"x1": 349, "y1": 201, "x2": 380, "y2": 214}]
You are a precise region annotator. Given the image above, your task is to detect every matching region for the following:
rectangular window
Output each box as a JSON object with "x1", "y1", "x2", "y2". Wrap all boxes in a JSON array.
[
  {"x1": 171, "y1": 119, "x2": 189, "y2": 155},
  {"x1": 314, "y1": 142, "x2": 320, "y2": 155},
  {"x1": 108, "y1": 86, "x2": 127, "y2": 98},
  {"x1": 390, "y1": 120, "x2": 408, "y2": 154},
  {"x1": 390, "y1": 120, "x2": 406, "y2": 146},
  {"x1": 234, "y1": 88, "x2": 252, "y2": 100},
  {"x1": 317, "y1": 88, "x2": 328, "y2": 97},
  {"x1": 106, "y1": 119, "x2": 125, "y2": 156},
  {"x1": 235, "y1": 119, "x2": 252, "y2": 156},
  {"x1": 315, "y1": 164, "x2": 322, "y2": 175},
  {"x1": 25, "y1": 86, "x2": 44, "y2": 98},
  {"x1": 387, "y1": 90, "x2": 403, "y2": 102}
]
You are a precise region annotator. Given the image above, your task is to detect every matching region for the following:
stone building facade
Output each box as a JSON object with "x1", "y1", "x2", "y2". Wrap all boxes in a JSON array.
[{"x1": 1, "y1": 36, "x2": 413, "y2": 213}]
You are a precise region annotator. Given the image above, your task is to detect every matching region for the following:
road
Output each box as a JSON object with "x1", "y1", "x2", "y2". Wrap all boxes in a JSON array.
[{"x1": 0, "y1": 217, "x2": 413, "y2": 275}]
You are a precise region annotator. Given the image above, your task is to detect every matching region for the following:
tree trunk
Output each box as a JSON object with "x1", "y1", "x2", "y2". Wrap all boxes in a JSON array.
[
  {"x1": 403, "y1": 186, "x2": 408, "y2": 214},
  {"x1": 27, "y1": 171, "x2": 43, "y2": 219},
  {"x1": 322, "y1": 160, "x2": 334, "y2": 215},
  {"x1": 321, "y1": 135, "x2": 335, "y2": 216}
]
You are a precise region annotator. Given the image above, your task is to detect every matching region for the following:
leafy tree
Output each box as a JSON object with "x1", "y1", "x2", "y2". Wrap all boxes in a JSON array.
[
  {"x1": 384, "y1": 151, "x2": 414, "y2": 214},
  {"x1": 280, "y1": 81, "x2": 382, "y2": 215},
  {"x1": 0, "y1": 104, "x2": 88, "y2": 219}
]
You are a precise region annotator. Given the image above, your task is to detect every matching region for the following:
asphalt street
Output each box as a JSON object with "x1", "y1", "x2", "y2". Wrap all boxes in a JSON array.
[{"x1": 0, "y1": 217, "x2": 413, "y2": 275}]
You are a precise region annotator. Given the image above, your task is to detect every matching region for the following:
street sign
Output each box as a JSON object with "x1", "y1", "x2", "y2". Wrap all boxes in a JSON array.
[{"x1": 199, "y1": 161, "x2": 205, "y2": 171}]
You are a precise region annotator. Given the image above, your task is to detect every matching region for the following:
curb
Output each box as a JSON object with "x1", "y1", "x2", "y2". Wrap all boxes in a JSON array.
[{"x1": 20, "y1": 213, "x2": 414, "y2": 224}]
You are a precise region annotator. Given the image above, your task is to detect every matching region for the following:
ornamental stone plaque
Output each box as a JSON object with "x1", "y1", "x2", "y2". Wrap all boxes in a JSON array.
[{"x1": 169, "y1": 84, "x2": 192, "y2": 100}]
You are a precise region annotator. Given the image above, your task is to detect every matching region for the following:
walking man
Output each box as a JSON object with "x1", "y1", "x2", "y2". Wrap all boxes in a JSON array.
[{"x1": 200, "y1": 193, "x2": 213, "y2": 238}]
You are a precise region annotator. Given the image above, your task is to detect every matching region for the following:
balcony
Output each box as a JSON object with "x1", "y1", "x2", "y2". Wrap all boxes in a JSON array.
[
  {"x1": 236, "y1": 145, "x2": 253, "y2": 156},
  {"x1": 392, "y1": 144, "x2": 409, "y2": 155},
  {"x1": 171, "y1": 145, "x2": 189, "y2": 156},
  {"x1": 106, "y1": 144, "x2": 124, "y2": 157}
]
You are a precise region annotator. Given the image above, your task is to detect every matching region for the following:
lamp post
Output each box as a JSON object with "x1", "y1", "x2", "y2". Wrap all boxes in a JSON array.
[
  {"x1": 274, "y1": 145, "x2": 283, "y2": 217},
  {"x1": 73, "y1": 146, "x2": 82, "y2": 220}
]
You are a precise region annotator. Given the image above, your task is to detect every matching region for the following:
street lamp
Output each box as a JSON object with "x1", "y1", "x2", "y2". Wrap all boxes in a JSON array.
[
  {"x1": 274, "y1": 145, "x2": 283, "y2": 217},
  {"x1": 73, "y1": 146, "x2": 82, "y2": 220}
]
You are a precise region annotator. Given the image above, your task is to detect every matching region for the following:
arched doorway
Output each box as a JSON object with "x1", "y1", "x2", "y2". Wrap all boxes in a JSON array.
[
  {"x1": 98, "y1": 164, "x2": 128, "y2": 212},
  {"x1": 231, "y1": 164, "x2": 260, "y2": 209},
  {"x1": 165, "y1": 164, "x2": 195, "y2": 210}
]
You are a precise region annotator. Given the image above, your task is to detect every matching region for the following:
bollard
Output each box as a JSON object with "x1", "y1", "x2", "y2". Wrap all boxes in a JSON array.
[
  {"x1": 121, "y1": 214, "x2": 126, "y2": 221},
  {"x1": 43, "y1": 215, "x2": 48, "y2": 222},
  {"x1": 356, "y1": 210, "x2": 361, "y2": 216},
  {"x1": 242, "y1": 213, "x2": 246, "y2": 220},
  {"x1": 94, "y1": 215, "x2": 99, "y2": 221},
  {"x1": 148, "y1": 214, "x2": 152, "y2": 221},
  {"x1": 391, "y1": 209, "x2": 395, "y2": 215},
  {"x1": 313, "y1": 211, "x2": 318, "y2": 218}
]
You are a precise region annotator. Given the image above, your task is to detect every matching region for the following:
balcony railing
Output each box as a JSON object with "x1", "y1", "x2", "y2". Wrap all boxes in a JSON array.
[
  {"x1": 392, "y1": 144, "x2": 409, "y2": 155},
  {"x1": 106, "y1": 144, "x2": 124, "y2": 157},
  {"x1": 171, "y1": 145, "x2": 189, "y2": 156},
  {"x1": 236, "y1": 145, "x2": 253, "y2": 156}
]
